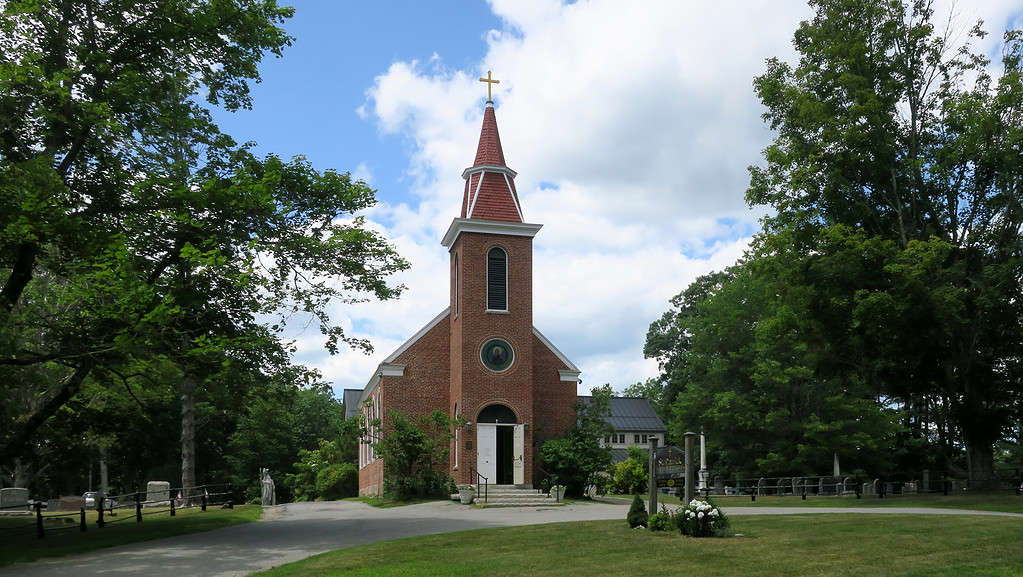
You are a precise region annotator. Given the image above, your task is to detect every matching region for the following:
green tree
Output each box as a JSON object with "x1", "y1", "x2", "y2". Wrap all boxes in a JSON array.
[
  {"x1": 647, "y1": 0, "x2": 1022, "y2": 481},
  {"x1": 611, "y1": 446, "x2": 648, "y2": 494},
  {"x1": 540, "y1": 387, "x2": 614, "y2": 497},
  {"x1": 0, "y1": 0, "x2": 409, "y2": 470},
  {"x1": 745, "y1": 0, "x2": 1023, "y2": 479},
  {"x1": 369, "y1": 409, "x2": 456, "y2": 501}
]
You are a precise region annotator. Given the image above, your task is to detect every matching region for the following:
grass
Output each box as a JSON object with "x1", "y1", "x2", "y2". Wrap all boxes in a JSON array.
[
  {"x1": 608, "y1": 491, "x2": 1023, "y2": 513},
  {"x1": 0, "y1": 504, "x2": 261, "y2": 566},
  {"x1": 251, "y1": 514, "x2": 1023, "y2": 577}
]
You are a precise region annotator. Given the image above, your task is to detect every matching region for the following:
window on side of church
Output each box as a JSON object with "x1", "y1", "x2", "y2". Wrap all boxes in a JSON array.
[
  {"x1": 486, "y1": 247, "x2": 507, "y2": 311},
  {"x1": 454, "y1": 254, "x2": 459, "y2": 317}
]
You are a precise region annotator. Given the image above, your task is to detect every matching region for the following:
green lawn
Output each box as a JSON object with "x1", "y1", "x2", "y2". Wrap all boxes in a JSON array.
[
  {"x1": 252, "y1": 514, "x2": 1023, "y2": 577},
  {"x1": 0, "y1": 504, "x2": 261, "y2": 566},
  {"x1": 609, "y1": 491, "x2": 1023, "y2": 513}
]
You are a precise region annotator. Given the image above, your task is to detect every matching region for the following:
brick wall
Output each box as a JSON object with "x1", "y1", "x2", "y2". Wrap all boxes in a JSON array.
[
  {"x1": 358, "y1": 314, "x2": 450, "y2": 496},
  {"x1": 450, "y1": 230, "x2": 534, "y2": 485}
]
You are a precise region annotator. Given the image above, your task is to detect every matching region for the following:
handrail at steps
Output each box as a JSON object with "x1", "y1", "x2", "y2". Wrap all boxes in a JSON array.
[{"x1": 471, "y1": 467, "x2": 488, "y2": 503}]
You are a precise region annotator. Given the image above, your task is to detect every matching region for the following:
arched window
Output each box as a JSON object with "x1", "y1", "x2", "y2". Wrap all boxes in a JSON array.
[{"x1": 486, "y1": 247, "x2": 507, "y2": 311}]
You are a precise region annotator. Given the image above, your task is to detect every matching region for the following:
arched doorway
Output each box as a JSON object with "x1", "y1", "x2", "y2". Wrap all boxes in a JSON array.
[{"x1": 476, "y1": 404, "x2": 523, "y2": 485}]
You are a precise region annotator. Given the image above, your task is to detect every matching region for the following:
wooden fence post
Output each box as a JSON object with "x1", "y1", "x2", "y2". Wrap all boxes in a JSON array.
[
  {"x1": 35, "y1": 502, "x2": 43, "y2": 539},
  {"x1": 135, "y1": 492, "x2": 142, "y2": 523},
  {"x1": 80, "y1": 507, "x2": 87, "y2": 531}
]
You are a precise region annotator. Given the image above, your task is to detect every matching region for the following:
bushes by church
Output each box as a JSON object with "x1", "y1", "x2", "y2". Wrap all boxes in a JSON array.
[
  {"x1": 609, "y1": 446, "x2": 648, "y2": 494},
  {"x1": 540, "y1": 387, "x2": 614, "y2": 498},
  {"x1": 286, "y1": 439, "x2": 358, "y2": 501},
  {"x1": 371, "y1": 409, "x2": 457, "y2": 501}
]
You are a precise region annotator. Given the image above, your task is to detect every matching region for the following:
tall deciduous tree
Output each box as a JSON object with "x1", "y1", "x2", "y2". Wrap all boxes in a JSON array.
[
  {"x1": 0, "y1": 0, "x2": 409, "y2": 473},
  {"x1": 648, "y1": 0, "x2": 1022, "y2": 480}
]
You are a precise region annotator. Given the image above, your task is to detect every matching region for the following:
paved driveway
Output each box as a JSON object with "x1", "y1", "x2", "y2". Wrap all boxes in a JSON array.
[
  {"x1": 3, "y1": 500, "x2": 1020, "y2": 577},
  {"x1": 0, "y1": 500, "x2": 627, "y2": 577}
]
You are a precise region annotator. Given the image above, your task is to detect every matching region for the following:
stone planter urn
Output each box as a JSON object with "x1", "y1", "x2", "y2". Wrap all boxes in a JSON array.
[
  {"x1": 458, "y1": 486, "x2": 476, "y2": 505},
  {"x1": 552, "y1": 485, "x2": 565, "y2": 501}
]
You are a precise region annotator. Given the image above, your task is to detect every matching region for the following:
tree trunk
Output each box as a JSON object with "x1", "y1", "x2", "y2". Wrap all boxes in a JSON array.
[
  {"x1": 966, "y1": 442, "x2": 995, "y2": 484},
  {"x1": 0, "y1": 361, "x2": 94, "y2": 463},
  {"x1": 99, "y1": 445, "x2": 109, "y2": 498},
  {"x1": 180, "y1": 373, "x2": 196, "y2": 505}
]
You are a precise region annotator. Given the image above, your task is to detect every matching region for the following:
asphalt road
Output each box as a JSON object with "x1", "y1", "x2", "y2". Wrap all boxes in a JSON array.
[{"x1": 2, "y1": 499, "x2": 1020, "y2": 577}]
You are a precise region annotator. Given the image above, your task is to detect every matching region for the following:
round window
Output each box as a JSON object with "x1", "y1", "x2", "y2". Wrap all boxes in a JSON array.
[{"x1": 480, "y1": 338, "x2": 514, "y2": 372}]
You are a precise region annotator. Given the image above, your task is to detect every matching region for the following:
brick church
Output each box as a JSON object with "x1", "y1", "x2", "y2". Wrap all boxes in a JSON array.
[{"x1": 353, "y1": 78, "x2": 580, "y2": 496}]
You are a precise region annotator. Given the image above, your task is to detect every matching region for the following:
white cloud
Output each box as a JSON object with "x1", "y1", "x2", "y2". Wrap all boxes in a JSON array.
[
  {"x1": 296, "y1": 0, "x2": 1023, "y2": 396},
  {"x1": 352, "y1": 162, "x2": 373, "y2": 185}
]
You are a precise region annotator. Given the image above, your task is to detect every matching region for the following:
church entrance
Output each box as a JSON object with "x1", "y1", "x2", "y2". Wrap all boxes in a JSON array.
[{"x1": 476, "y1": 404, "x2": 524, "y2": 485}]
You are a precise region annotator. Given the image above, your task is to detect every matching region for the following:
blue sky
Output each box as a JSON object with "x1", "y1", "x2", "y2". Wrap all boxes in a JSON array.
[
  {"x1": 213, "y1": 2, "x2": 499, "y2": 207},
  {"x1": 210, "y1": 0, "x2": 1023, "y2": 396}
]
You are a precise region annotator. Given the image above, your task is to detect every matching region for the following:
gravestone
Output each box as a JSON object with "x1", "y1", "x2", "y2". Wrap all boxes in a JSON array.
[
  {"x1": 714, "y1": 475, "x2": 724, "y2": 495},
  {"x1": 0, "y1": 488, "x2": 29, "y2": 514},
  {"x1": 146, "y1": 481, "x2": 171, "y2": 506},
  {"x1": 47, "y1": 499, "x2": 62, "y2": 512}
]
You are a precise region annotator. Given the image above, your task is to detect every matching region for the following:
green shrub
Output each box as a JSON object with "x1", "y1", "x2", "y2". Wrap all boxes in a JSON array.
[
  {"x1": 678, "y1": 497, "x2": 730, "y2": 537},
  {"x1": 647, "y1": 511, "x2": 668, "y2": 531},
  {"x1": 610, "y1": 456, "x2": 648, "y2": 494},
  {"x1": 627, "y1": 494, "x2": 648, "y2": 528},
  {"x1": 315, "y1": 463, "x2": 358, "y2": 500}
]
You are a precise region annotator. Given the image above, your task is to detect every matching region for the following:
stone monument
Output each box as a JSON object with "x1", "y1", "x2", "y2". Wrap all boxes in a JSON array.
[
  {"x1": 146, "y1": 481, "x2": 171, "y2": 506},
  {"x1": 260, "y1": 468, "x2": 276, "y2": 506},
  {"x1": 0, "y1": 488, "x2": 29, "y2": 514}
]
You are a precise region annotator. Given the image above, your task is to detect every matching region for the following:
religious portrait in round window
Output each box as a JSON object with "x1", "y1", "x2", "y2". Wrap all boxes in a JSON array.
[{"x1": 480, "y1": 338, "x2": 514, "y2": 372}]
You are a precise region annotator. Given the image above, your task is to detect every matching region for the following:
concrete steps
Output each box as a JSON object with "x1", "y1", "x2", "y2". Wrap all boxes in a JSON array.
[{"x1": 475, "y1": 484, "x2": 564, "y2": 507}]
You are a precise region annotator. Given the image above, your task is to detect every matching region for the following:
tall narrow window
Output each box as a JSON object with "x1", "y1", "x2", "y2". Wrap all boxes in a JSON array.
[
  {"x1": 454, "y1": 404, "x2": 460, "y2": 469},
  {"x1": 486, "y1": 247, "x2": 507, "y2": 310},
  {"x1": 454, "y1": 254, "x2": 459, "y2": 316}
]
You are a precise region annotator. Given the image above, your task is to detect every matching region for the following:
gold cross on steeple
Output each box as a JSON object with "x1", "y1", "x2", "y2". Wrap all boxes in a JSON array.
[{"x1": 479, "y1": 70, "x2": 500, "y2": 102}]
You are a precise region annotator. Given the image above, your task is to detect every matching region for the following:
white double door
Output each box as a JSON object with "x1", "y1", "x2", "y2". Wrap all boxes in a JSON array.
[{"x1": 477, "y1": 423, "x2": 524, "y2": 484}]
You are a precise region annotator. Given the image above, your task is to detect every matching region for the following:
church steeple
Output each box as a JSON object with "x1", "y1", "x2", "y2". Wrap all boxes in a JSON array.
[
  {"x1": 459, "y1": 100, "x2": 523, "y2": 223},
  {"x1": 442, "y1": 73, "x2": 540, "y2": 249}
]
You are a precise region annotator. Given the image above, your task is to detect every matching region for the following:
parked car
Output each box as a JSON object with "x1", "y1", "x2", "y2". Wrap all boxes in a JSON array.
[{"x1": 82, "y1": 492, "x2": 117, "y2": 509}]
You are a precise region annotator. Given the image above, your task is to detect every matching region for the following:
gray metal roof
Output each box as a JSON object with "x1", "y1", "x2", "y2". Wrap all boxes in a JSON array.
[
  {"x1": 578, "y1": 396, "x2": 667, "y2": 433},
  {"x1": 342, "y1": 389, "x2": 363, "y2": 420}
]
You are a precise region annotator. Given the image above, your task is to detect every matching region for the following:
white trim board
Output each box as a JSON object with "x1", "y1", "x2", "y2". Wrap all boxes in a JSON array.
[
  {"x1": 441, "y1": 218, "x2": 542, "y2": 248},
  {"x1": 462, "y1": 164, "x2": 517, "y2": 180},
  {"x1": 360, "y1": 307, "x2": 450, "y2": 404},
  {"x1": 533, "y1": 326, "x2": 581, "y2": 373}
]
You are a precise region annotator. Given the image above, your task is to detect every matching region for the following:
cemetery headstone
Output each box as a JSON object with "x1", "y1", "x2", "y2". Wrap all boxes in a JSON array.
[
  {"x1": 146, "y1": 481, "x2": 171, "y2": 506},
  {"x1": 0, "y1": 488, "x2": 30, "y2": 514},
  {"x1": 714, "y1": 475, "x2": 724, "y2": 495},
  {"x1": 47, "y1": 499, "x2": 62, "y2": 512}
]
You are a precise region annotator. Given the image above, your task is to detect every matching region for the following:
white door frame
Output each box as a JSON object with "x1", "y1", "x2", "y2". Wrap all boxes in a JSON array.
[
  {"x1": 513, "y1": 424, "x2": 525, "y2": 484},
  {"x1": 476, "y1": 424, "x2": 497, "y2": 483}
]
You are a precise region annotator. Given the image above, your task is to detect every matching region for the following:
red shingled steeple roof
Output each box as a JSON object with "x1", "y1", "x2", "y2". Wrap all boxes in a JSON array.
[
  {"x1": 473, "y1": 104, "x2": 506, "y2": 166},
  {"x1": 460, "y1": 103, "x2": 523, "y2": 222}
]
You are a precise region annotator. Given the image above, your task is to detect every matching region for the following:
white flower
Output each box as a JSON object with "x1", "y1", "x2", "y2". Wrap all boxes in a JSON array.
[{"x1": 698, "y1": 511, "x2": 704, "y2": 519}]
